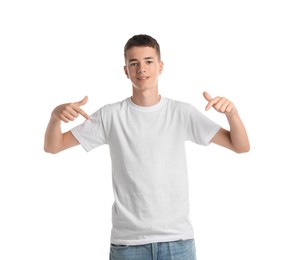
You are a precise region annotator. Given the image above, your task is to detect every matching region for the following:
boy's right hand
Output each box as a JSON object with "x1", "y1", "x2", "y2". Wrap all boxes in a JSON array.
[{"x1": 51, "y1": 96, "x2": 90, "y2": 123}]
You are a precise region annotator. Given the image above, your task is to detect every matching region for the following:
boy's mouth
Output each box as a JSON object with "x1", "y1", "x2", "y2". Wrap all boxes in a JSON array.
[{"x1": 137, "y1": 76, "x2": 149, "y2": 80}]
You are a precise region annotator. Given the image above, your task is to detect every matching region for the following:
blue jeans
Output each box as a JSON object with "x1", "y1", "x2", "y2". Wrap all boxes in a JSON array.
[{"x1": 109, "y1": 239, "x2": 196, "y2": 260}]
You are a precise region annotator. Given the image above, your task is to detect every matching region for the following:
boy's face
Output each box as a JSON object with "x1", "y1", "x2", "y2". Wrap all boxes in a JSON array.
[{"x1": 124, "y1": 46, "x2": 163, "y2": 91}]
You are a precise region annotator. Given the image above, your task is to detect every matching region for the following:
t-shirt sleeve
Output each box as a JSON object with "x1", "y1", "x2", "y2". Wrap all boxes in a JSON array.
[
  {"x1": 185, "y1": 105, "x2": 221, "y2": 145},
  {"x1": 71, "y1": 108, "x2": 108, "y2": 152}
]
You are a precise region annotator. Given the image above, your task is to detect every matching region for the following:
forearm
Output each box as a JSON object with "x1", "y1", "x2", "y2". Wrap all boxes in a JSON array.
[
  {"x1": 44, "y1": 116, "x2": 63, "y2": 154},
  {"x1": 226, "y1": 111, "x2": 250, "y2": 153}
]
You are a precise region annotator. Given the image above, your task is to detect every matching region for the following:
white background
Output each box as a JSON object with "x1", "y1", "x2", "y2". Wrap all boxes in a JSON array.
[{"x1": 1, "y1": 0, "x2": 294, "y2": 259}]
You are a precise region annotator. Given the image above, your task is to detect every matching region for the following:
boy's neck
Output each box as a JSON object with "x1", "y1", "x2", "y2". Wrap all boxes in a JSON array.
[{"x1": 131, "y1": 88, "x2": 161, "y2": 107}]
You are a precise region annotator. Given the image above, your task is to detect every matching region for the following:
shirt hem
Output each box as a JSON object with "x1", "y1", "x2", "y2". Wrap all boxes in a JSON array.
[
  {"x1": 204, "y1": 125, "x2": 222, "y2": 145},
  {"x1": 70, "y1": 128, "x2": 91, "y2": 152},
  {"x1": 110, "y1": 232, "x2": 195, "y2": 246}
]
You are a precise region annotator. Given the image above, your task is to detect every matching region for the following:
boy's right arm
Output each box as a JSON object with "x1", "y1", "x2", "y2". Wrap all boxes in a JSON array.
[{"x1": 44, "y1": 96, "x2": 90, "y2": 154}]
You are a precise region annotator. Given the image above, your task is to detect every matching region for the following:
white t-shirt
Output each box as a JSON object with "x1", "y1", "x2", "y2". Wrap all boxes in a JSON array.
[{"x1": 71, "y1": 96, "x2": 221, "y2": 245}]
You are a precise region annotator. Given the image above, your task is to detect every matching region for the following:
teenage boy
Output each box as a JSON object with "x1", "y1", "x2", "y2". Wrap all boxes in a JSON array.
[{"x1": 44, "y1": 34, "x2": 250, "y2": 260}]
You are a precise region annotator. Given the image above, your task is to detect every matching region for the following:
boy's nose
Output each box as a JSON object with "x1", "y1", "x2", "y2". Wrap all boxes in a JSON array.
[{"x1": 137, "y1": 65, "x2": 146, "y2": 74}]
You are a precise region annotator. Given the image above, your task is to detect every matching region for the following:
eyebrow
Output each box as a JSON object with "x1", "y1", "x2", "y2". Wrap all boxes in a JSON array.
[{"x1": 128, "y1": 57, "x2": 154, "y2": 63}]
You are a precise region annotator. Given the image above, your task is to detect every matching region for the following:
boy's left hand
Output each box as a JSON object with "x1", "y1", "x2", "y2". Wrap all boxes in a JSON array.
[{"x1": 203, "y1": 91, "x2": 237, "y2": 116}]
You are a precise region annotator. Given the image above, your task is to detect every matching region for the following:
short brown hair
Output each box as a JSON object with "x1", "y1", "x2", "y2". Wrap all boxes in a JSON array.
[{"x1": 124, "y1": 34, "x2": 161, "y2": 60}]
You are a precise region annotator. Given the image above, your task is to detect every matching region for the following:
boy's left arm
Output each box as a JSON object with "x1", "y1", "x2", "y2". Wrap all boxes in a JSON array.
[{"x1": 203, "y1": 91, "x2": 250, "y2": 153}]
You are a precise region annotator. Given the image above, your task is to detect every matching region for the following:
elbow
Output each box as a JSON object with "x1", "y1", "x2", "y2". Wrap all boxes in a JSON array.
[
  {"x1": 234, "y1": 144, "x2": 250, "y2": 154},
  {"x1": 44, "y1": 145, "x2": 60, "y2": 154}
]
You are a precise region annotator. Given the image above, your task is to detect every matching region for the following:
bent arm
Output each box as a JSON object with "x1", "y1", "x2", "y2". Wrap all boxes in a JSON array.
[
  {"x1": 211, "y1": 111, "x2": 250, "y2": 153},
  {"x1": 44, "y1": 96, "x2": 89, "y2": 154},
  {"x1": 203, "y1": 91, "x2": 250, "y2": 153},
  {"x1": 44, "y1": 116, "x2": 79, "y2": 154}
]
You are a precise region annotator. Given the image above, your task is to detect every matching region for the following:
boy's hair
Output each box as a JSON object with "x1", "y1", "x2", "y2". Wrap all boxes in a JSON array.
[{"x1": 124, "y1": 34, "x2": 161, "y2": 60}]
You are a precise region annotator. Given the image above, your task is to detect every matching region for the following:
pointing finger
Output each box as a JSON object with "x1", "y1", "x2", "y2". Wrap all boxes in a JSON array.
[
  {"x1": 77, "y1": 108, "x2": 90, "y2": 120},
  {"x1": 203, "y1": 91, "x2": 215, "y2": 111},
  {"x1": 205, "y1": 96, "x2": 221, "y2": 111},
  {"x1": 203, "y1": 91, "x2": 212, "y2": 102},
  {"x1": 73, "y1": 96, "x2": 90, "y2": 120}
]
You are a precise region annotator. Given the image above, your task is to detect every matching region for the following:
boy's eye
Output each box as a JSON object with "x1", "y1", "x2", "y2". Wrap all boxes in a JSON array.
[
  {"x1": 130, "y1": 63, "x2": 138, "y2": 66},
  {"x1": 146, "y1": 60, "x2": 153, "y2": 64}
]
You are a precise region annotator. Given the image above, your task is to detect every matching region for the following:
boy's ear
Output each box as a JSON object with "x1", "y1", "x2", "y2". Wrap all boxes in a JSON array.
[
  {"x1": 159, "y1": 61, "x2": 164, "y2": 74},
  {"x1": 124, "y1": 66, "x2": 129, "y2": 78}
]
